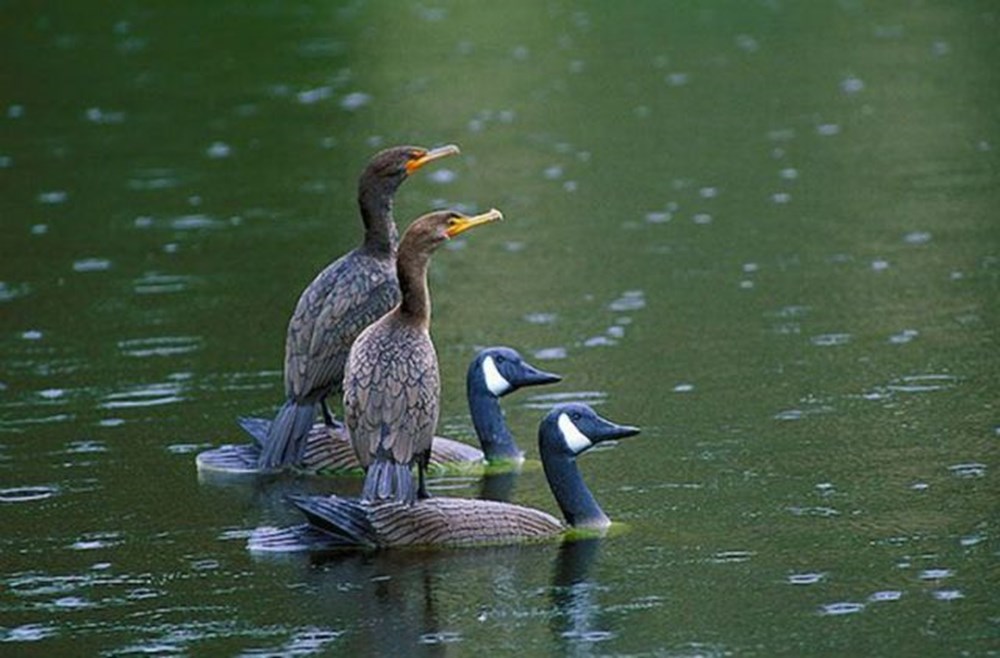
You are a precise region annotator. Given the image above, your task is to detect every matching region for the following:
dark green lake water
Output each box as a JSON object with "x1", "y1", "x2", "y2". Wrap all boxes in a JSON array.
[{"x1": 2, "y1": 1, "x2": 997, "y2": 655}]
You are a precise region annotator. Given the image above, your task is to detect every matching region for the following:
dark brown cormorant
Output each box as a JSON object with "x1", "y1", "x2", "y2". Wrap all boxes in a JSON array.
[
  {"x1": 247, "y1": 404, "x2": 641, "y2": 550},
  {"x1": 345, "y1": 208, "x2": 503, "y2": 504},
  {"x1": 258, "y1": 144, "x2": 460, "y2": 470}
]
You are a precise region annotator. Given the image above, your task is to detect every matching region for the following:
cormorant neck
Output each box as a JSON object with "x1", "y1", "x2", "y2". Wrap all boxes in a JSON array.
[
  {"x1": 542, "y1": 451, "x2": 609, "y2": 529},
  {"x1": 358, "y1": 180, "x2": 399, "y2": 256},
  {"x1": 396, "y1": 248, "x2": 430, "y2": 325},
  {"x1": 468, "y1": 385, "x2": 522, "y2": 462}
]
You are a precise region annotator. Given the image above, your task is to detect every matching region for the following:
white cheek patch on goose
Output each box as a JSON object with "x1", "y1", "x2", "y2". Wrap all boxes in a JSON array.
[
  {"x1": 558, "y1": 413, "x2": 592, "y2": 454},
  {"x1": 482, "y1": 356, "x2": 512, "y2": 396}
]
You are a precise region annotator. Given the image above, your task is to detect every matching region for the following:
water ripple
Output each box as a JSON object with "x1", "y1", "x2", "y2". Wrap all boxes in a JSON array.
[
  {"x1": 100, "y1": 381, "x2": 185, "y2": 409},
  {"x1": 118, "y1": 336, "x2": 202, "y2": 358},
  {"x1": 65, "y1": 440, "x2": 108, "y2": 454},
  {"x1": 170, "y1": 214, "x2": 225, "y2": 230},
  {"x1": 73, "y1": 258, "x2": 112, "y2": 273},
  {"x1": 0, "y1": 281, "x2": 31, "y2": 302},
  {"x1": 0, "y1": 485, "x2": 60, "y2": 503},
  {"x1": 0, "y1": 623, "x2": 58, "y2": 642},
  {"x1": 239, "y1": 628, "x2": 343, "y2": 657},
  {"x1": 128, "y1": 168, "x2": 181, "y2": 190},
  {"x1": 522, "y1": 391, "x2": 607, "y2": 410},
  {"x1": 819, "y1": 602, "x2": 864, "y2": 616},
  {"x1": 869, "y1": 590, "x2": 903, "y2": 602},
  {"x1": 523, "y1": 312, "x2": 557, "y2": 325},
  {"x1": 133, "y1": 272, "x2": 196, "y2": 295},
  {"x1": 787, "y1": 506, "x2": 840, "y2": 518},
  {"x1": 419, "y1": 631, "x2": 463, "y2": 645},
  {"x1": 932, "y1": 590, "x2": 964, "y2": 601},
  {"x1": 787, "y1": 572, "x2": 825, "y2": 585},
  {"x1": 608, "y1": 290, "x2": 645, "y2": 312},
  {"x1": 810, "y1": 333, "x2": 852, "y2": 347},
  {"x1": 561, "y1": 630, "x2": 615, "y2": 643},
  {"x1": 296, "y1": 86, "x2": 334, "y2": 104},
  {"x1": 69, "y1": 531, "x2": 123, "y2": 551},
  {"x1": 0, "y1": 413, "x2": 75, "y2": 430},
  {"x1": 949, "y1": 462, "x2": 987, "y2": 478},
  {"x1": 533, "y1": 347, "x2": 568, "y2": 360},
  {"x1": 711, "y1": 550, "x2": 754, "y2": 564},
  {"x1": 885, "y1": 374, "x2": 958, "y2": 393}
]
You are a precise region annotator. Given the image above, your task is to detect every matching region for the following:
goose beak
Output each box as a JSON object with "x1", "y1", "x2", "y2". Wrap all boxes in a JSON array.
[
  {"x1": 591, "y1": 416, "x2": 641, "y2": 443},
  {"x1": 445, "y1": 208, "x2": 503, "y2": 238},
  {"x1": 513, "y1": 362, "x2": 562, "y2": 388},
  {"x1": 406, "y1": 143, "x2": 460, "y2": 174}
]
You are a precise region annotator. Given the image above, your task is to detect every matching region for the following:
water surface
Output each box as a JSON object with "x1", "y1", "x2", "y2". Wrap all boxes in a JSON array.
[{"x1": 2, "y1": 1, "x2": 997, "y2": 655}]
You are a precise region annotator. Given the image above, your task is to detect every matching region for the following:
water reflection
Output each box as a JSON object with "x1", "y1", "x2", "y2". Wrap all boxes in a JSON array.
[
  {"x1": 250, "y1": 535, "x2": 610, "y2": 654},
  {"x1": 549, "y1": 538, "x2": 613, "y2": 648},
  {"x1": 477, "y1": 470, "x2": 520, "y2": 502}
]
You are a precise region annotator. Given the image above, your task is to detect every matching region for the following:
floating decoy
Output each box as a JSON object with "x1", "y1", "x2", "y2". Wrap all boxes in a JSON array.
[
  {"x1": 247, "y1": 403, "x2": 640, "y2": 551},
  {"x1": 195, "y1": 347, "x2": 560, "y2": 475},
  {"x1": 346, "y1": 208, "x2": 502, "y2": 504},
  {"x1": 258, "y1": 144, "x2": 460, "y2": 471}
]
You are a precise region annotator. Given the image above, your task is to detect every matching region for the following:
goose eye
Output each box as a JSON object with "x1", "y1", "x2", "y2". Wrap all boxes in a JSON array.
[{"x1": 570, "y1": 411, "x2": 581, "y2": 421}]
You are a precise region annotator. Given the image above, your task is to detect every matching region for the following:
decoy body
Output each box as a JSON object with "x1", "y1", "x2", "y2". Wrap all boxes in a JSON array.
[
  {"x1": 247, "y1": 403, "x2": 640, "y2": 552},
  {"x1": 195, "y1": 347, "x2": 560, "y2": 474},
  {"x1": 346, "y1": 208, "x2": 503, "y2": 504},
  {"x1": 258, "y1": 144, "x2": 459, "y2": 471}
]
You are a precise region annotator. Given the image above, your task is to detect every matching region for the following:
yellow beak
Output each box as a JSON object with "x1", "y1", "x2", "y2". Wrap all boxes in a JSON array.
[
  {"x1": 445, "y1": 208, "x2": 503, "y2": 238},
  {"x1": 406, "y1": 144, "x2": 461, "y2": 174}
]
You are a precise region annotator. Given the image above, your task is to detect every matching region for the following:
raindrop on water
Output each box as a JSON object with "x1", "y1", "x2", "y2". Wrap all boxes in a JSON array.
[
  {"x1": 840, "y1": 76, "x2": 865, "y2": 95},
  {"x1": 340, "y1": 91, "x2": 371, "y2": 111},
  {"x1": 819, "y1": 602, "x2": 865, "y2": 616}
]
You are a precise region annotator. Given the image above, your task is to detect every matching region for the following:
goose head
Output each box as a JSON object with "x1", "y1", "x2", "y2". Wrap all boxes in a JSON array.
[
  {"x1": 470, "y1": 347, "x2": 562, "y2": 398},
  {"x1": 540, "y1": 403, "x2": 640, "y2": 458}
]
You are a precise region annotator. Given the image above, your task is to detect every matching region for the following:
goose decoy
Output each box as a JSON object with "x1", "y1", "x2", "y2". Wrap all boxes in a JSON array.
[
  {"x1": 247, "y1": 403, "x2": 640, "y2": 552},
  {"x1": 195, "y1": 346, "x2": 561, "y2": 475},
  {"x1": 258, "y1": 144, "x2": 460, "y2": 471},
  {"x1": 346, "y1": 208, "x2": 503, "y2": 504}
]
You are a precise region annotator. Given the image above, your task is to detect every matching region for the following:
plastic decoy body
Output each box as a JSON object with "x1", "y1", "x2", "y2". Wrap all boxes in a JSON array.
[
  {"x1": 196, "y1": 347, "x2": 560, "y2": 475},
  {"x1": 247, "y1": 403, "x2": 640, "y2": 552}
]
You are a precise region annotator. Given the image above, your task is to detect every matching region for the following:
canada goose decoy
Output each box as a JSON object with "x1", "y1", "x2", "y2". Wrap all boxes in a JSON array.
[
  {"x1": 247, "y1": 403, "x2": 640, "y2": 552},
  {"x1": 195, "y1": 347, "x2": 561, "y2": 475},
  {"x1": 346, "y1": 208, "x2": 503, "y2": 504},
  {"x1": 257, "y1": 144, "x2": 460, "y2": 471}
]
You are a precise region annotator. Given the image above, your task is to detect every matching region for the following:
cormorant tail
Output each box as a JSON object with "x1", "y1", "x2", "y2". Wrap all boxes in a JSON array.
[
  {"x1": 237, "y1": 416, "x2": 271, "y2": 446},
  {"x1": 288, "y1": 495, "x2": 377, "y2": 547},
  {"x1": 361, "y1": 459, "x2": 416, "y2": 504},
  {"x1": 257, "y1": 399, "x2": 316, "y2": 469}
]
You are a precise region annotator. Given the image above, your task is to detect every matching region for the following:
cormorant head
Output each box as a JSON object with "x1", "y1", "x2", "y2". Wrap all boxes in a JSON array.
[
  {"x1": 362, "y1": 144, "x2": 460, "y2": 190},
  {"x1": 399, "y1": 208, "x2": 503, "y2": 256}
]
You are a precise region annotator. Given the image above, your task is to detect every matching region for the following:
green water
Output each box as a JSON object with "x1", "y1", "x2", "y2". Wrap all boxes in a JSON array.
[{"x1": 2, "y1": 1, "x2": 997, "y2": 655}]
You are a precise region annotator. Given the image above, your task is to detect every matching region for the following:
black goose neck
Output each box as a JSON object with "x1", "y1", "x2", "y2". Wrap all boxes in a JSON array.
[
  {"x1": 541, "y1": 449, "x2": 609, "y2": 529},
  {"x1": 467, "y1": 384, "x2": 521, "y2": 462}
]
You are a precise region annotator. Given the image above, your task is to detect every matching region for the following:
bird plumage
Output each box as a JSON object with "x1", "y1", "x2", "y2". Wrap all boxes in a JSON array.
[{"x1": 256, "y1": 145, "x2": 459, "y2": 470}]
